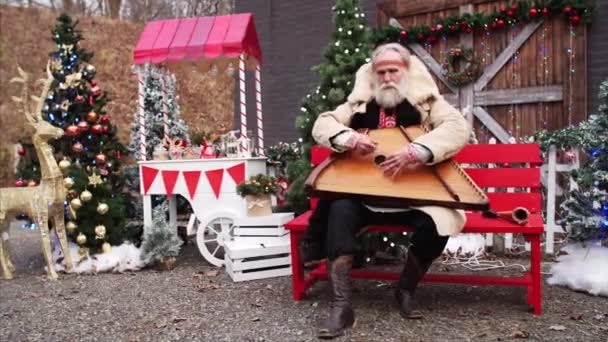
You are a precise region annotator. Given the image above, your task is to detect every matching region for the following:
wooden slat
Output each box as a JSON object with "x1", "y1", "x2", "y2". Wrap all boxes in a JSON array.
[
  {"x1": 474, "y1": 21, "x2": 542, "y2": 91},
  {"x1": 407, "y1": 43, "x2": 458, "y2": 93},
  {"x1": 472, "y1": 106, "x2": 511, "y2": 143},
  {"x1": 463, "y1": 168, "x2": 541, "y2": 188},
  {"x1": 443, "y1": 93, "x2": 459, "y2": 106},
  {"x1": 456, "y1": 143, "x2": 541, "y2": 164},
  {"x1": 485, "y1": 192, "x2": 542, "y2": 213},
  {"x1": 475, "y1": 85, "x2": 563, "y2": 106},
  {"x1": 379, "y1": 0, "x2": 496, "y2": 18}
]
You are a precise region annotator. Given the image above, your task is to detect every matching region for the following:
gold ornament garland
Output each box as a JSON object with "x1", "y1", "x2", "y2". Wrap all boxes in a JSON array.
[{"x1": 442, "y1": 46, "x2": 482, "y2": 87}]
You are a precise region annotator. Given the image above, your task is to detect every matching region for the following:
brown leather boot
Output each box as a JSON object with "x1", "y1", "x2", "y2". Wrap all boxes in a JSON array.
[
  {"x1": 395, "y1": 249, "x2": 431, "y2": 319},
  {"x1": 318, "y1": 255, "x2": 355, "y2": 339}
]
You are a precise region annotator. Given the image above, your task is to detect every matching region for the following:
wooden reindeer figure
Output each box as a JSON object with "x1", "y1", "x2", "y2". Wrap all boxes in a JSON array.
[{"x1": 0, "y1": 63, "x2": 73, "y2": 279}]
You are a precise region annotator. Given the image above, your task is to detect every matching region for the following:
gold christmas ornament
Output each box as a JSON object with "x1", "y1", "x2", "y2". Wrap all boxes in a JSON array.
[
  {"x1": 64, "y1": 177, "x2": 75, "y2": 189},
  {"x1": 70, "y1": 198, "x2": 82, "y2": 210},
  {"x1": 80, "y1": 190, "x2": 93, "y2": 202},
  {"x1": 66, "y1": 221, "x2": 77, "y2": 233},
  {"x1": 94, "y1": 225, "x2": 106, "y2": 238},
  {"x1": 102, "y1": 242, "x2": 112, "y2": 254},
  {"x1": 97, "y1": 203, "x2": 109, "y2": 215},
  {"x1": 76, "y1": 233, "x2": 87, "y2": 245},
  {"x1": 88, "y1": 173, "x2": 103, "y2": 187},
  {"x1": 58, "y1": 158, "x2": 71, "y2": 173},
  {"x1": 86, "y1": 111, "x2": 98, "y2": 123}
]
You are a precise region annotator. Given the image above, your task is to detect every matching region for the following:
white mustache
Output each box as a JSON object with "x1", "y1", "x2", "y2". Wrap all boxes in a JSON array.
[{"x1": 380, "y1": 83, "x2": 398, "y2": 90}]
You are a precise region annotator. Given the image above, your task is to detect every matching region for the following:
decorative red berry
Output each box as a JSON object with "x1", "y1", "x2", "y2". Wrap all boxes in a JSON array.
[
  {"x1": 570, "y1": 15, "x2": 581, "y2": 24},
  {"x1": 542, "y1": 8, "x2": 550, "y2": 16},
  {"x1": 529, "y1": 8, "x2": 538, "y2": 17},
  {"x1": 496, "y1": 19, "x2": 506, "y2": 28},
  {"x1": 507, "y1": 10, "x2": 514, "y2": 17},
  {"x1": 564, "y1": 6, "x2": 572, "y2": 14},
  {"x1": 399, "y1": 30, "x2": 408, "y2": 39}
]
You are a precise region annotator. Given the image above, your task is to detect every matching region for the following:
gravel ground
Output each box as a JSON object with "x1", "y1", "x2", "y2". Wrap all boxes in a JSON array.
[{"x1": 1, "y1": 228, "x2": 607, "y2": 342}]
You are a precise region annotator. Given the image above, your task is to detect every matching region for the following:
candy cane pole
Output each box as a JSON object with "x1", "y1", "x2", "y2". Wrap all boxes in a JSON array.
[
  {"x1": 239, "y1": 53, "x2": 248, "y2": 153},
  {"x1": 255, "y1": 64, "x2": 264, "y2": 156},
  {"x1": 137, "y1": 65, "x2": 147, "y2": 161}
]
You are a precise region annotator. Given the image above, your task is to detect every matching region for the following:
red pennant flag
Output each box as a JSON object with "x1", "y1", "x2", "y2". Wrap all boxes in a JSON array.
[
  {"x1": 141, "y1": 166, "x2": 159, "y2": 194},
  {"x1": 161, "y1": 170, "x2": 180, "y2": 197},
  {"x1": 182, "y1": 171, "x2": 202, "y2": 200},
  {"x1": 226, "y1": 162, "x2": 246, "y2": 185},
  {"x1": 205, "y1": 169, "x2": 224, "y2": 199}
]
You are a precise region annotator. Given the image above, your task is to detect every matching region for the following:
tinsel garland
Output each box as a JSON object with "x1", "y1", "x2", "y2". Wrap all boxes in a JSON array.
[{"x1": 373, "y1": 0, "x2": 595, "y2": 46}]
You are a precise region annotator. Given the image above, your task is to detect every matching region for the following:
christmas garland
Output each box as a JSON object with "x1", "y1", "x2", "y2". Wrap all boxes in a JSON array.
[
  {"x1": 373, "y1": 0, "x2": 595, "y2": 46},
  {"x1": 443, "y1": 46, "x2": 482, "y2": 87}
]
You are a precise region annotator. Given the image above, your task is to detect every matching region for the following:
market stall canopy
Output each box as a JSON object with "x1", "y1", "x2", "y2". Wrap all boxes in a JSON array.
[{"x1": 133, "y1": 13, "x2": 262, "y2": 70}]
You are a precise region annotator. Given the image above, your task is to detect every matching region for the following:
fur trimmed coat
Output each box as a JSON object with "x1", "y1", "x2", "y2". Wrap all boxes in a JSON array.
[{"x1": 311, "y1": 56, "x2": 470, "y2": 236}]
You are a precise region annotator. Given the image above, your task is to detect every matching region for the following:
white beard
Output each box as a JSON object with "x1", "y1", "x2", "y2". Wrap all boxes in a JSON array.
[{"x1": 373, "y1": 77, "x2": 408, "y2": 109}]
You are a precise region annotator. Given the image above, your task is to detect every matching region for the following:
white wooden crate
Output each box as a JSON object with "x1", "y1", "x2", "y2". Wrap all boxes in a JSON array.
[
  {"x1": 233, "y1": 212, "x2": 294, "y2": 237},
  {"x1": 224, "y1": 236, "x2": 292, "y2": 282}
]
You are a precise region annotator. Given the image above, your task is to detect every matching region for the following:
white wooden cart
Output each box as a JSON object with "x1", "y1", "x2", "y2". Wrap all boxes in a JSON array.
[
  {"x1": 139, "y1": 157, "x2": 266, "y2": 267},
  {"x1": 133, "y1": 14, "x2": 268, "y2": 267}
]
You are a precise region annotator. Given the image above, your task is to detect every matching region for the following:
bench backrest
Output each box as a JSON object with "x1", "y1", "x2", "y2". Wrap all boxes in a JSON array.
[{"x1": 309, "y1": 143, "x2": 543, "y2": 213}]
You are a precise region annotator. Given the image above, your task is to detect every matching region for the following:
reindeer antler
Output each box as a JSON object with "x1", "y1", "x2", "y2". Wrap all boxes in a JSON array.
[
  {"x1": 32, "y1": 61, "x2": 55, "y2": 122},
  {"x1": 10, "y1": 65, "x2": 36, "y2": 123}
]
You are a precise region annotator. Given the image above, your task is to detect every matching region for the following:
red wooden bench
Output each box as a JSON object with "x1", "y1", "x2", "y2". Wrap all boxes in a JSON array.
[{"x1": 285, "y1": 143, "x2": 544, "y2": 315}]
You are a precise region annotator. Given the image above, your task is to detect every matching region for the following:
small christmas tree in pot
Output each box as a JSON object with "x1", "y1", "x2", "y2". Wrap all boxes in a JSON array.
[
  {"x1": 140, "y1": 203, "x2": 183, "y2": 270},
  {"x1": 236, "y1": 174, "x2": 279, "y2": 217}
]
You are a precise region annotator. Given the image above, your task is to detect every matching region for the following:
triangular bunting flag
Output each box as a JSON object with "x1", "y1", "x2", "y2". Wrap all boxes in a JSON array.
[
  {"x1": 182, "y1": 171, "x2": 202, "y2": 200},
  {"x1": 141, "y1": 166, "x2": 159, "y2": 195},
  {"x1": 205, "y1": 169, "x2": 224, "y2": 199},
  {"x1": 161, "y1": 170, "x2": 180, "y2": 197},
  {"x1": 226, "y1": 162, "x2": 246, "y2": 185}
]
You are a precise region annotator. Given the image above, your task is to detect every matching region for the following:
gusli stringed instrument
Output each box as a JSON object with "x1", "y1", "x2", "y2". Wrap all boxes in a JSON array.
[{"x1": 305, "y1": 126, "x2": 489, "y2": 211}]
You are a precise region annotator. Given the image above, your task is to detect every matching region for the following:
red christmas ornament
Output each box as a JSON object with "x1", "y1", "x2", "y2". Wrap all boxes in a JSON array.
[
  {"x1": 417, "y1": 33, "x2": 425, "y2": 40},
  {"x1": 570, "y1": 15, "x2": 581, "y2": 24},
  {"x1": 436, "y1": 24, "x2": 443, "y2": 31},
  {"x1": 68, "y1": 189, "x2": 78, "y2": 198},
  {"x1": 496, "y1": 19, "x2": 506, "y2": 28},
  {"x1": 91, "y1": 124, "x2": 103, "y2": 134},
  {"x1": 426, "y1": 36, "x2": 437, "y2": 44},
  {"x1": 15, "y1": 180, "x2": 24, "y2": 187},
  {"x1": 72, "y1": 142, "x2": 84, "y2": 153},
  {"x1": 101, "y1": 126, "x2": 109, "y2": 134},
  {"x1": 490, "y1": 22, "x2": 498, "y2": 30},
  {"x1": 75, "y1": 95, "x2": 84, "y2": 102},
  {"x1": 77, "y1": 121, "x2": 89, "y2": 132},
  {"x1": 99, "y1": 116, "x2": 110, "y2": 125},
  {"x1": 510, "y1": 4, "x2": 517, "y2": 11},
  {"x1": 399, "y1": 30, "x2": 408, "y2": 39},
  {"x1": 542, "y1": 8, "x2": 550, "y2": 16},
  {"x1": 65, "y1": 125, "x2": 80, "y2": 136},
  {"x1": 95, "y1": 153, "x2": 107, "y2": 164},
  {"x1": 17, "y1": 146, "x2": 26, "y2": 156},
  {"x1": 529, "y1": 8, "x2": 538, "y2": 17},
  {"x1": 500, "y1": 7, "x2": 507, "y2": 14},
  {"x1": 88, "y1": 96, "x2": 94, "y2": 105},
  {"x1": 91, "y1": 80, "x2": 98, "y2": 86},
  {"x1": 116, "y1": 151, "x2": 122, "y2": 159},
  {"x1": 564, "y1": 6, "x2": 572, "y2": 15},
  {"x1": 430, "y1": 27, "x2": 436, "y2": 33},
  {"x1": 91, "y1": 85, "x2": 101, "y2": 97},
  {"x1": 465, "y1": 27, "x2": 472, "y2": 33},
  {"x1": 449, "y1": 25, "x2": 457, "y2": 32},
  {"x1": 507, "y1": 10, "x2": 514, "y2": 17}
]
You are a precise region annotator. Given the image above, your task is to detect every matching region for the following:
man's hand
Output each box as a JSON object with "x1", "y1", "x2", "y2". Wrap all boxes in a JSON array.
[
  {"x1": 379, "y1": 144, "x2": 424, "y2": 178},
  {"x1": 346, "y1": 132, "x2": 377, "y2": 155}
]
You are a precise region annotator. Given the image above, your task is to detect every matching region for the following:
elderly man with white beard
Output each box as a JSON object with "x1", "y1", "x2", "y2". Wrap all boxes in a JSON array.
[{"x1": 300, "y1": 43, "x2": 471, "y2": 339}]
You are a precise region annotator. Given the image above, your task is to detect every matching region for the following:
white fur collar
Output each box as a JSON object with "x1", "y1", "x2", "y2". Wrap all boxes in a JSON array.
[{"x1": 347, "y1": 55, "x2": 440, "y2": 109}]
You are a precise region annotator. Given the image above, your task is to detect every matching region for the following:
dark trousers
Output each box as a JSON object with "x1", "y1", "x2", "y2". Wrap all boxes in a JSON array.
[{"x1": 304, "y1": 199, "x2": 449, "y2": 264}]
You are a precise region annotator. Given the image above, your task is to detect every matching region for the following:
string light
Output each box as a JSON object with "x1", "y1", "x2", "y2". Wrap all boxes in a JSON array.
[{"x1": 567, "y1": 23, "x2": 576, "y2": 126}]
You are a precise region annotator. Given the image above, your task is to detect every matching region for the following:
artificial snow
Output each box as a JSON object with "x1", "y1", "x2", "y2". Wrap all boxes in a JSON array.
[
  {"x1": 443, "y1": 233, "x2": 486, "y2": 256},
  {"x1": 52, "y1": 239, "x2": 145, "y2": 274},
  {"x1": 547, "y1": 242, "x2": 608, "y2": 297}
]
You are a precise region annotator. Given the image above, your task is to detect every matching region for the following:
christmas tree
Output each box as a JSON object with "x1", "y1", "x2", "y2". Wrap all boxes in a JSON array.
[
  {"x1": 15, "y1": 14, "x2": 132, "y2": 253},
  {"x1": 287, "y1": 0, "x2": 373, "y2": 214},
  {"x1": 140, "y1": 202, "x2": 183, "y2": 267},
  {"x1": 535, "y1": 79, "x2": 608, "y2": 244},
  {"x1": 127, "y1": 65, "x2": 189, "y2": 161}
]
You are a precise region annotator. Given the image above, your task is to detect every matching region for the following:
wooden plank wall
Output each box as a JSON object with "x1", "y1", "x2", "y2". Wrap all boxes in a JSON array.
[{"x1": 377, "y1": 0, "x2": 587, "y2": 143}]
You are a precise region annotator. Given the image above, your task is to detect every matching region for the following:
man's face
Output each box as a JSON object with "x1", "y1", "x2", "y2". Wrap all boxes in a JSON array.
[{"x1": 374, "y1": 50, "x2": 406, "y2": 89}]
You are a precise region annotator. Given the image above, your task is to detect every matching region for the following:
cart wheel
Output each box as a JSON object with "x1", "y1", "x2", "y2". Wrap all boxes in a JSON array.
[{"x1": 195, "y1": 212, "x2": 238, "y2": 267}]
